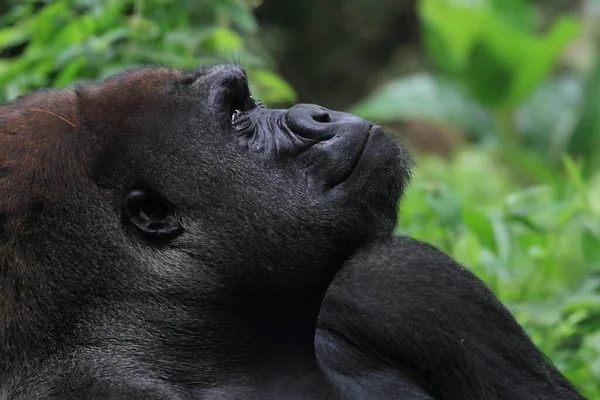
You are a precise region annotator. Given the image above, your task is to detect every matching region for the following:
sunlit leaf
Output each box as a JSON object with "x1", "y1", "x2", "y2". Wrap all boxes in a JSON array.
[
  {"x1": 462, "y1": 208, "x2": 496, "y2": 252},
  {"x1": 419, "y1": 0, "x2": 581, "y2": 108},
  {"x1": 248, "y1": 68, "x2": 296, "y2": 104}
]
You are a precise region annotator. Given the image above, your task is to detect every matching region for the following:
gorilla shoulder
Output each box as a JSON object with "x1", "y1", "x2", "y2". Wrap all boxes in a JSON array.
[{"x1": 317, "y1": 236, "x2": 585, "y2": 399}]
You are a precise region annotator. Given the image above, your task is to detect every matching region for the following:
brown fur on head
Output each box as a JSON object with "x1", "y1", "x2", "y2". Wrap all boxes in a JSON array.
[{"x1": 0, "y1": 68, "x2": 184, "y2": 218}]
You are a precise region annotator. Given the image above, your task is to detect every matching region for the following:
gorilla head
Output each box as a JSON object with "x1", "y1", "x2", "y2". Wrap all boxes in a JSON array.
[{"x1": 0, "y1": 64, "x2": 409, "y2": 394}]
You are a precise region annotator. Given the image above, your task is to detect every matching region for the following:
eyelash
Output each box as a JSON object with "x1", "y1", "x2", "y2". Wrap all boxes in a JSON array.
[{"x1": 253, "y1": 98, "x2": 265, "y2": 109}]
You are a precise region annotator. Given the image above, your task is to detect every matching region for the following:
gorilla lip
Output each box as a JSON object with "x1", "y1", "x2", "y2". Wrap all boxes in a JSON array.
[
  {"x1": 328, "y1": 124, "x2": 394, "y2": 191},
  {"x1": 325, "y1": 125, "x2": 373, "y2": 190},
  {"x1": 354, "y1": 125, "x2": 373, "y2": 167}
]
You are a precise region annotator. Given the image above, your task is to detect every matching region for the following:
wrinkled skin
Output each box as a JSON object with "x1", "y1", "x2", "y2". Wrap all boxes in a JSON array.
[{"x1": 0, "y1": 65, "x2": 584, "y2": 400}]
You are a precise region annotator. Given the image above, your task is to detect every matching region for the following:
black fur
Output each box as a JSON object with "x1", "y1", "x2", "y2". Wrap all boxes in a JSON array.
[
  {"x1": 0, "y1": 64, "x2": 584, "y2": 399},
  {"x1": 317, "y1": 237, "x2": 584, "y2": 399}
]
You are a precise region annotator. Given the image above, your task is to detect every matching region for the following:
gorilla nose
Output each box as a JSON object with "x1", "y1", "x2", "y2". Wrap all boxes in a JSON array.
[{"x1": 285, "y1": 104, "x2": 371, "y2": 142}]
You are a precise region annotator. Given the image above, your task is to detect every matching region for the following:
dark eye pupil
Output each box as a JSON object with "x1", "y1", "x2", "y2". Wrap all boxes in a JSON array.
[
  {"x1": 231, "y1": 110, "x2": 251, "y2": 131},
  {"x1": 230, "y1": 97, "x2": 263, "y2": 130},
  {"x1": 231, "y1": 110, "x2": 243, "y2": 124}
]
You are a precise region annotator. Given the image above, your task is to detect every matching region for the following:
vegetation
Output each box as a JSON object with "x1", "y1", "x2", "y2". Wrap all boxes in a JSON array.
[
  {"x1": 0, "y1": 0, "x2": 295, "y2": 104},
  {"x1": 1, "y1": 0, "x2": 598, "y2": 397},
  {"x1": 400, "y1": 150, "x2": 600, "y2": 396}
]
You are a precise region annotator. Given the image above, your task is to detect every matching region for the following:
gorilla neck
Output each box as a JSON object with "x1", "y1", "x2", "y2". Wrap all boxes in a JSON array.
[
  {"x1": 210, "y1": 285, "x2": 327, "y2": 366},
  {"x1": 1, "y1": 275, "x2": 333, "y2": 395},
  {"x1": 195, "y1": 287, "x2": 333, "y2": 395},
  {"x1": 97, "y1": 283, "x2": 331, "y2": 386}
]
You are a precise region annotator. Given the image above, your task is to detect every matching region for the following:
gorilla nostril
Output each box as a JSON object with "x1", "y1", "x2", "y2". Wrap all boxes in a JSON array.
[{"x1": 312, "y1": 112, "x2": 332, "y2": 123}]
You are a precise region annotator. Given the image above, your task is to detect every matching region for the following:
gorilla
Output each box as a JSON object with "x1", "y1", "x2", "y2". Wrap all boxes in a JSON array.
[{"x1": 0, "y1": 64, "x2": 585, "y2": 399}]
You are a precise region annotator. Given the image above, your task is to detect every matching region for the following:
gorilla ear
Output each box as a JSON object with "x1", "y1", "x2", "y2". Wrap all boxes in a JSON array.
[{"x1": 124, "y1": 189, "x2": 183, "y2": 241}]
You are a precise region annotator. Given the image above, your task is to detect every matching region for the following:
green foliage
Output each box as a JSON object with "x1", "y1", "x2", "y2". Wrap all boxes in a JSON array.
[
  {"x1": 419, "y1": 0, "x2": 580, "y2": 109},
  {"x1": 0, "y1": 0, "x2": 295, "y2": 104},
  {"x1": 568, "y1": 54, "x2": 600, "y2": 177},
  {"x1": 349, "y1": 73, "x2": 492, "y2": 136},
  {"x1": 516, "y1": 75, "x2": 582, "y2": 157},
  {"x1": 398, "y1": 149, "x2": 600, "y2": 397},
  {"x1": 349, "y1": 0, "x2": 600, "y2": 172}
]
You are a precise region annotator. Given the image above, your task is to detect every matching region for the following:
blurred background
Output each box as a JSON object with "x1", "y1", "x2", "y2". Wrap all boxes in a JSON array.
[{"x1": 1, "y1": 0, "x2": 599, "y2": 396}]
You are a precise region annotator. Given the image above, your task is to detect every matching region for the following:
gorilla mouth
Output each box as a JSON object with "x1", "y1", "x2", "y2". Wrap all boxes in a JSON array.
[{"x1": 337, "y1": 125, "x2": 373, "y2": 183}]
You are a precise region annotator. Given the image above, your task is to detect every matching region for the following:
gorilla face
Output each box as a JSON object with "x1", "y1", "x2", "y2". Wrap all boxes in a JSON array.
[
  {"x1": 0, "y1": 64, "x2": 409, "y2": 389},
  {"x1": 79, "y1": 64, "x2": 408, "y2": 287}
]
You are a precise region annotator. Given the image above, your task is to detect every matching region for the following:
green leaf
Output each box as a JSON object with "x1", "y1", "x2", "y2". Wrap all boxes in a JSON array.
[
  {"x1": 217, "y1": 0, "x2": 258, "y2": 33},
  {"x1": 562, "y1": 154, "x2": 590, "y2": 209},
  {"x1": 489, "y1": 0, "x2": 533, "y2": 30},
  {"x1": 0, "y1": 27, "x2": 29, "y2": 49},
  {"x1": 424, "y1": 185, "x2": 463, "y2": 229},
  {"x1": 500, "y1": 141, "x2": 562, "y2": 184},
  {"x1": 462, "y1": 38, "x2": 514, "y2": 106},
  {"x1": 516, "y1": 75, "x2": 582, "y2": 158},
  {"x1": 462, "y1": 208, "x2": 496, "y2": 252},
  {"x1": 418, "y1": 0, "x2": 581, "y2": 108},
  {"x1": 504, "y1": 17, "x2": 580, "y2": 107},
  {"x1": 582, "y1": 222, "x2": 600, "y2": 268},
  {"x1": 419, "y1": 0, "x2": 488, "y2": 74},
  {"x1": 489, "y1": 211, "x2": 511, "y2": 262},
  {"x1": 201, "y1": 27, "x2": 243, "y2": 54},
  {"x1": 348, "y1": 73, "x2": 491, "y2": 135},
  {"x1": 53, "y1": 55, "x2": 88, "y2": 87},
  {"x1": 569, "y1": 56, "x2": 600, "y2": 177},
  {"x1": 248, "y1": 68, "x2": 296, "y2": 104}
]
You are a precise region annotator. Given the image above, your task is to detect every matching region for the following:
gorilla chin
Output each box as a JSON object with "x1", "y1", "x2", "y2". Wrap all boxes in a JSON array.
[{"x1": 0, "y1": 64, "x2": 583, "y2": 400}]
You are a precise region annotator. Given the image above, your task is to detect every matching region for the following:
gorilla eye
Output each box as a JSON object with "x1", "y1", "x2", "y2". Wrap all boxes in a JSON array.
[
  {"x1": 230, "y1": 96, "x2": 263, "y2": 131},
  {"x1": 231, "y1": 110, "x2": 252, "y2": 131},
  {"x1": 123, "y1": 189, "x2": 183, "y2": 241},
  {"x1": 230, "y1": 92, "x2": 254, "y2": 113},
  {"x1": 230, "y1": 92, "x2": 263, "y2": 114}
]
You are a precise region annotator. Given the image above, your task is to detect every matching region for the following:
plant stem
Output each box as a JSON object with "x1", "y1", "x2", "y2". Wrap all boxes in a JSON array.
[{"x1": 494, "y1": 109, "x2": 519, "y2": 148}]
